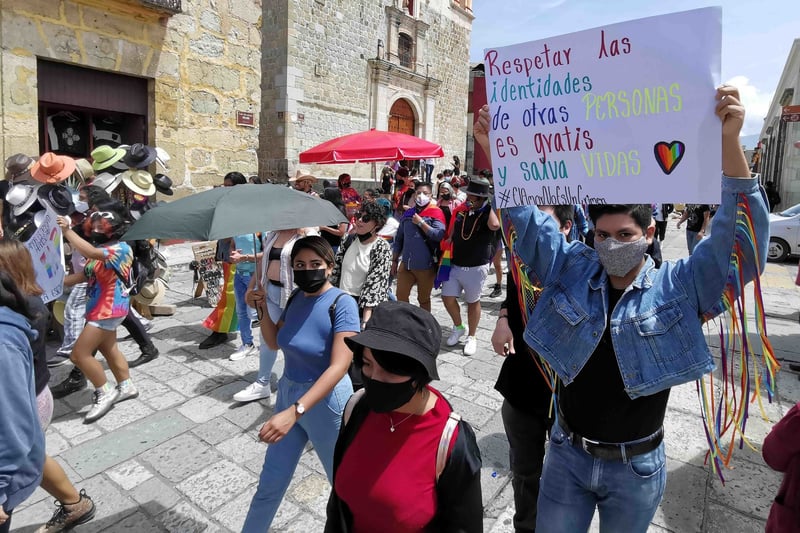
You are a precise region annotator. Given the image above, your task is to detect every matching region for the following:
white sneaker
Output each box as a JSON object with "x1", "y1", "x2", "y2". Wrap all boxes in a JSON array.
[
  {"x1": 463, "y1": 336, "x2": 478, "y2": 356},
  {"x1": 233, "y1": 381, "x2": 271, "y2": 402},
  {"x1": 229, "y1": 343, "x2": 257, "y2": 361},
  {"x1": 115, "y1": 381, "x2": 139, "y2": 403},
  {"x1": 446, "y1": 326, "x2": 467, "y2": 346},
  {"x1": 85, "y1": 388, "x2": 119, "y2": 423}
]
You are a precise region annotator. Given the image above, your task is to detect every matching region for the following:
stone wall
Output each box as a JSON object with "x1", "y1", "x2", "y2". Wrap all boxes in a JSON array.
[
  {"x1": 0, "y1": 0, "x2": 261, "y2": 195},
  {"x1": 258, "y1": 0, "x2": 472, "y2": 183}
]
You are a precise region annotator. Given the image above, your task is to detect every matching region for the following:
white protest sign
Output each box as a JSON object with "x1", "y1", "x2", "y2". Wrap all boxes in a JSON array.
[
  {"x1": 23, "y1": 208, "x2": 66, "y2": 303},
  {"x1": 484, "y1": 7, "x2": 722, "y2": 208}
]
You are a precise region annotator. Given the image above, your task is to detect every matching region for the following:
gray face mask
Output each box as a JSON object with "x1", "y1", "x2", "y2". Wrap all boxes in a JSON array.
[{"x1": 595, "y1": 236, "x2": 648, "y2": 277}]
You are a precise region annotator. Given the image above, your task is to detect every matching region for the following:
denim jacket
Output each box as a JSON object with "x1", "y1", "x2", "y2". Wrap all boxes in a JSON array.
[{"x1": 506, "y1": 176, "x2": 768, "y2": 398}]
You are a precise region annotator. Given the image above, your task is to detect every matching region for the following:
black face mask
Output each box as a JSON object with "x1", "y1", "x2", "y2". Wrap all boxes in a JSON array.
[
  {"x1": 362, "y1": 375, "x2": 417, "y2": 413},
  {"x1": 293, "y1": 268, "x2": 328, "y2": 293},
  {"x1": 441, "y1": 193, "x2": 451, "y2": 200},
  {"x1": 89, "y1": 231, "x2": 111, "y2": 245},
  {"x1": 356, "y1": 230, "x2": 373, "y2": 243}
]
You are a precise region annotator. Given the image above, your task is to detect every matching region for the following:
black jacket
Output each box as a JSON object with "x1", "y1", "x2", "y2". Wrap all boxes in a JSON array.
[{"x1": 324, "y1": 394, "x2": 483, "y2": 532}]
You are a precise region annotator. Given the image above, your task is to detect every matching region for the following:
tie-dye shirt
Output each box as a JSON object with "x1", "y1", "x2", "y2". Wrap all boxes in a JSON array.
[{"x1": 84, "y1": 242, "x2": 133, "y2": 321}]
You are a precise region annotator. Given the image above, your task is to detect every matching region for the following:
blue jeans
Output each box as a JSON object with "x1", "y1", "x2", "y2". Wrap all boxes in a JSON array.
[
  {"x1": 535, "y1": 421, "x2": 666, "y2": 533},
  {"x1": 686, "y1": 230, "x2": 700, "y2": 255},
  {"x1": 234, "y1": 271, "x2": 258, "y2": 345},
  {"x1": 241, "y1": 375, "x2": 353, "y2": 532},
  {"x1": 257, "y1": 283, "x2": 283, "y2": 385}
]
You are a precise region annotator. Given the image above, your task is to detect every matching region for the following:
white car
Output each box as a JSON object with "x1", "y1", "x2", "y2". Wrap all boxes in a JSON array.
[{"x1": 768, "y1": 203, "x2": 800, "y2": 261}]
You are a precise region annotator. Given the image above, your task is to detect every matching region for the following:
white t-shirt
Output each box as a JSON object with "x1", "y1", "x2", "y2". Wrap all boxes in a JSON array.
[
  {"x1": 376, "y1": 217, "x2": 399, "y2": 240},
  {"x1": 340, "y1": 238, "x2": 378, "y2": 297}
]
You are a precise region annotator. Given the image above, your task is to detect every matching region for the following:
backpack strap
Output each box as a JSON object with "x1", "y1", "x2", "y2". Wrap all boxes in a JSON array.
[
  {"x1": 328, "y1": 291, "x2": 346, "y2": 323},
  {"x1": 343, "y1": 388, "x2": 366, "y2": 425},
  {"x1": 436, "y1": 412, "x2": 461, "y2": 482}
]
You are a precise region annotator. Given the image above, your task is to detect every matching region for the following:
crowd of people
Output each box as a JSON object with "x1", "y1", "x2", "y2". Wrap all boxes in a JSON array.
[{"x1": 1, "y1": 85, "x2": 797, "y2": 533}]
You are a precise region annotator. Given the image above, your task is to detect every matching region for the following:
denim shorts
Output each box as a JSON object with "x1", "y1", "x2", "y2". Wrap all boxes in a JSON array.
[{"x1": 86, "y1": 316, "x2": 126, "y2": 331}]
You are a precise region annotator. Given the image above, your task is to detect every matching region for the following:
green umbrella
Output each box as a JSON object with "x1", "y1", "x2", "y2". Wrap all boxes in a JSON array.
[{"x1": 121, "y1": 183, "x2": 347, "y2": 241}]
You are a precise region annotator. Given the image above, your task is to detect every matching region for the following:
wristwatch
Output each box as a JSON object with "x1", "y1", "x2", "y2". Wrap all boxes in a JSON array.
[{"x1": 294, "y1": 401, "x2": 305, "y2": 416}]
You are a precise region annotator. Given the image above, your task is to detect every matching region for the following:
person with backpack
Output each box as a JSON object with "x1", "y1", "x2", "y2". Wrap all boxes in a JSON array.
[
  {"x1": 324, "y1": 300, "x2": 482, "y2": 532},
  {"x1": 55, "y1": 204, "x2": 139, "y2": 423},
  {"x1": 241, "y1": 236, "x2": 360, "y2": 532}
]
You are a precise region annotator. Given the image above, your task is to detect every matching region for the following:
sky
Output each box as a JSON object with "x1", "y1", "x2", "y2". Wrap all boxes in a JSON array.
[{"x1": 469, "y1": 0, "x2": 798, "y2": 145}]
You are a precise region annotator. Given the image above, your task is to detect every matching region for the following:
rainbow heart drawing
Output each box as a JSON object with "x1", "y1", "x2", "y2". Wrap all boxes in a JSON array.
[{"x1": 653, "y1": 141, "x2": 685, "y2": 175}]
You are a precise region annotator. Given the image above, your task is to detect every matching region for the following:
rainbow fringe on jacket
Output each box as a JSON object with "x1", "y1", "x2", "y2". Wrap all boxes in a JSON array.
[{"x1": 698, "y1": 195, "x2": 780, "y2": 482}]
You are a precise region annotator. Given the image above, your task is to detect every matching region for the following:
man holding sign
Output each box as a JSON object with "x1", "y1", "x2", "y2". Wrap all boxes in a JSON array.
[{"x1": 474, "y1": 84, "x2": 768, "y2": 531}]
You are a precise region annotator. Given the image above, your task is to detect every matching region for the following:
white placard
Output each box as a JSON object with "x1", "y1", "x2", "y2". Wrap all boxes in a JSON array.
[
  {"x1": 23, "y1": 208, "x2": 66, "y2": 303},
  {"x1": 484, "y1": 7, "x2": 722, "y2": 208}
]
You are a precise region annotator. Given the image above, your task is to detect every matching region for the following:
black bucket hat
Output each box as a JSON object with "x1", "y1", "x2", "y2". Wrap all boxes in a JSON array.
[{"x1": 344, "y1": 301, "x2": 442, "y2": 380}]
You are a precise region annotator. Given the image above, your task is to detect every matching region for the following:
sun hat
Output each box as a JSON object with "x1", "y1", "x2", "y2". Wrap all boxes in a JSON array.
[
  {"x1": 289, "y1": 169, "x2": 318, "y2": 184},
  {"x1": 122, "y1": 143, "x2": 158, "y2": 169},
  {"x1": 73, "y1": 158, "x2": 95, "y2": 183},
  {"x1": 4, "y1": 153, "x2": 34, "y2": 183},
  {"x1": 464, "y1": 176, "x2": 491, "y2": 198},
  {"x1": 38, "y1": 184, "x2": 76, "y2": 215},
  {"x1": 120, "y1": 169, "x2": 156, "y2": 196},
  {"x1": 30, "y1": 152, "x2": 76, "y2": 184},
  {"x1": 6, "y1": 182, "x2": 43, "y2": 216},
  {"x1": 134, "y1": 278, "x2": 166, "y2": 306},
  {"x1": 153, "y1": 173, "x2": 174, "y2": 195},
  {"x1": 91, "y1": 145, "x2": 126, "y2": 171},
  {"x1": 344, "y1": 300, "x2": 442, "y2": 380},
  {"x1": 155, "y1": 147, "x2": 171, "y2": 171},
  {"x1": 90, "y1": 172, "x2": 122, "y2": 193}
]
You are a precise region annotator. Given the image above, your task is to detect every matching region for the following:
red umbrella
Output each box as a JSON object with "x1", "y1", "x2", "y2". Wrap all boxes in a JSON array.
[{"x1": 299, "y1": 128, "x2": 444, "y2": 164}]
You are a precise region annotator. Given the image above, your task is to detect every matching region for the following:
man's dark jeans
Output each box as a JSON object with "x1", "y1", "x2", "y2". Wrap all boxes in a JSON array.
[{"x1": 502, "y1": 400, "x2": 552, "y2": 532}]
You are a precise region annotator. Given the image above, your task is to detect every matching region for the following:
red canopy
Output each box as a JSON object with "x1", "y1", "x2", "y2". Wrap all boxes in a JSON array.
[{"x1": 299, "y1": 128, "x2": 444, "y2": 164}]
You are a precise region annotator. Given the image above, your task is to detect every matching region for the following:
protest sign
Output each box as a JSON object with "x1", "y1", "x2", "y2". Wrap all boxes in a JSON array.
[
  {"x1": 484, "y1": 7, "x2": 722, "y2": 207},
  {"x1": 23, "y1": 208, "x2": 65, "y2": 303}
]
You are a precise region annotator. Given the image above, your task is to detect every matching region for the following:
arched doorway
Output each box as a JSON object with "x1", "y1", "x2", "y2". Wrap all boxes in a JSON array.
[{"x1": 388, "y1": 99, "x2": 415, "y2": 136}]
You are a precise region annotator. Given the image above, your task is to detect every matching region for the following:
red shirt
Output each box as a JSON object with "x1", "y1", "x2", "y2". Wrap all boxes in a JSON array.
[{"x1": 335, "y1": 387, "x2": 458, "y2": 532}]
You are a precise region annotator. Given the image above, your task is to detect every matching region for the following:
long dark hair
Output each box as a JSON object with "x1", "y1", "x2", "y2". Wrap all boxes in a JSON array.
[
  {"x1": 0, "y1": 269, "x2": 36, "y2": 320},
  {"x1": 323, "y1": 187, "x2": 346, "y2": 217}
]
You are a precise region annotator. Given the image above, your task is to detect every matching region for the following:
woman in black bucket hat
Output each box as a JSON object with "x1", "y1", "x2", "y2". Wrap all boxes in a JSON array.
[{"x1": 325, "y1": 300, "x2": 483, "y2": 533}]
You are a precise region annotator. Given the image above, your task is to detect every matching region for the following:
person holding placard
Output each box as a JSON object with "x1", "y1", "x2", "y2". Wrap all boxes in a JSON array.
[{"x1": 473, "y1": 86, "x2": 769, "y2": 532}]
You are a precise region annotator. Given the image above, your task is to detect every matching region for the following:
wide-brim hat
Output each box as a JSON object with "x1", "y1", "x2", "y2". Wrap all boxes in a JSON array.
[
  {"x1": 6, "y1": 211, "x2": 37, "y2": 241},
  {"x1": 464, "y1": 176, "x2": 491, "y2": 198},
  {"x1": 121, "y1": 169, "x2": 155, "y2": 196},
  {"x1": 91, "y1": 145, "x2": 126, "y2": 171},
  {"x1": 155, "y1": 147, "x2": 171, "y2": 171},
  {"x1": 134, "y1": 278, "x2": 166, "y2": 306},
  {"x1": 122, "y1": 143, "x2": 158, "y2": 169},
  {"x1": 290, "y1": 169, "x2": 318, "y2": 185},
  {"x1": 6, "y1": 182, "x2": 43, "y2": 216},
  {"x1": 344, "y1": 301, "x2": 441, "y2": 380},
  {"x1": 5, "y1": 153, "x2": 34, "y2": 182},
  {"x1": 30, "y1": 152, "x2": 76, "y2": 184},
  {"x1": 73, "y1": 158, "x2": 95, "y2": 183},
  {"x1": 38, "y1": 184, "x2": 75, "y2": 216},
  {"x1": 90, "y1": 172, "x2": 122, "y2": 193},
  {"x1": 153, "y1": 173, "x2": 174, "y2": 195}
]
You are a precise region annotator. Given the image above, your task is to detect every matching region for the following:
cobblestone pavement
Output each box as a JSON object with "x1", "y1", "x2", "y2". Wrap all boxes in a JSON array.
[{"x1": 10, "y1": 219, "x2": 800, "y2": 532}]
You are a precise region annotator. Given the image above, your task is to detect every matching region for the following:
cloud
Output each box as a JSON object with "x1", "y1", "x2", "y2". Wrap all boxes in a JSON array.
[{"x1": 725, "y1": 75, "x2": 773, "y2": 136}]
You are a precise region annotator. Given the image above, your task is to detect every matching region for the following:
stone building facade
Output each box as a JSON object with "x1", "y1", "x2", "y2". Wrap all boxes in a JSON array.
[
  {"x1": 0, "y1": 0, "x2": 262, "y2": 193},
  {"x1": 259, "y1": 0, "x2": 474, "y2": 181},
  {"x1": 759, "y1": 38, "x2": 800, "y2": 208}
]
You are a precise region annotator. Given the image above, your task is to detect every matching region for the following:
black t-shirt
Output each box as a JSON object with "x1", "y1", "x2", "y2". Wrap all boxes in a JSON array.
[
  {"x1": 451, "y1": 209, "x2": 495, "y2": 267},
  {"x1": 322, "y1": 226, "x2": 344, "y2": 249},
  {"x1": 686, "y1": 204, "x2": 710, "y2": 232},
  {"x1": 494, "y1": 274, "x2": 554, "y2": 417},
  {"x1": 559, "y1": 287, "x2": 670, "y2": 442}
]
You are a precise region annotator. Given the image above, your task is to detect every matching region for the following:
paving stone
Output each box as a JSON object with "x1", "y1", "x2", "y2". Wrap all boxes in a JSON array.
[
  {"x1": 192, "y1": 416, "x2": 244, "y2": 445},
  {"x1": 216, "y1": 432, "x2": 266, "y2": 464},
  {"x1": 177, "y1": 460, "x2": 257, "y2": 512},
  {"x1": 487, "y1": 504, "x2": 515, "y2": 533},
  {"x1": 106, "y1": 458, "x2": 154, "y2": 490},
  {"x1": 213, "y1": 485, "x2": 256, "y2": 531},
  {"x1": 95, "y1": 398, "x2": 155, "y2": 432},
  {"x1": 131, "y1": 476, "x2": 182, "y2": 517},
  {"x1": 45, "y1": 427, "x2": 70, "y2": 456},
  {"x1": 156, "y1": 499, "x2": 219, "y2": 533},
  {"x1": 222, "y1": 397, "x2": 273, "y2": 430},
  {"x1": 271, "y1": 499, "x2": 302, "y2": 530},
  {"x1": 140, "y1": 433, "x2": 225, "y2": 483},
  {"x1": 707, "y1": 456, "x2": 781, "y2": 520},
  {"x1": 277, "y1": 511, "x2": 325, "y2": 532},
  {"x1": 69, "y1": 473, "x2": 139, "y2": 533},
  {"x1": 703, "y1": 501, "x2": 767, "y2": 533},
  {"x1": 144, "y1": 390, "x2": 188, "y2": 410},
  {"x1": 448, "y1": 395, "x2": 497, "y2": 429},
  {"x1": 61, "y1": 409, "x2": 194, "y2": 478},
  {"x1": 653, "y1": 458, "x2": 707, "y2": 532}
]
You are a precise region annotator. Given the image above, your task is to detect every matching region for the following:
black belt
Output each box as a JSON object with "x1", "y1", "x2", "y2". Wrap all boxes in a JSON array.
[
  {"x1": 268, "y1": 279, "x2": 283, "y2": 287},
  {"x1": 557, "y1": 408, "x2": 663, "y2": 462}
]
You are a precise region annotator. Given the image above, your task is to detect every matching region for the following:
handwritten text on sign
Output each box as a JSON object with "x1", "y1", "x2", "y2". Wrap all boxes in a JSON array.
[
  {"x1": 484, "y1": 8, "x2": 722, "y2": 207},
  {"x1": 24, "y1": 209, "x2": 66, "y2": 303}
]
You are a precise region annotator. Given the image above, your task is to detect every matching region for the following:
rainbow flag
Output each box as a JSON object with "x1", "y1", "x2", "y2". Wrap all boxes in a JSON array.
[
  {"x1": 202, "y1": 262, "x2": 239, "y2": 333},
  {"x1": 434, "y1": 241, "x2": 452, "y2": 288}
]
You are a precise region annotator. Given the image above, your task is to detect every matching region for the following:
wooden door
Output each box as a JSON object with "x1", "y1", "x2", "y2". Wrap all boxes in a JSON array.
[{"x1": 388, "y1": 99, "x2": 415, "y2": 136}]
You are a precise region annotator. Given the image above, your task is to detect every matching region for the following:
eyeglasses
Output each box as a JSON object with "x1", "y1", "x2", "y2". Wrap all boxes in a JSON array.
[
  {"x1": 358, "y1": 213, "x2": 373, "y2": 222},
  {"x1": 89, "y1": 211, "x2": 116, "y2": 221}
]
